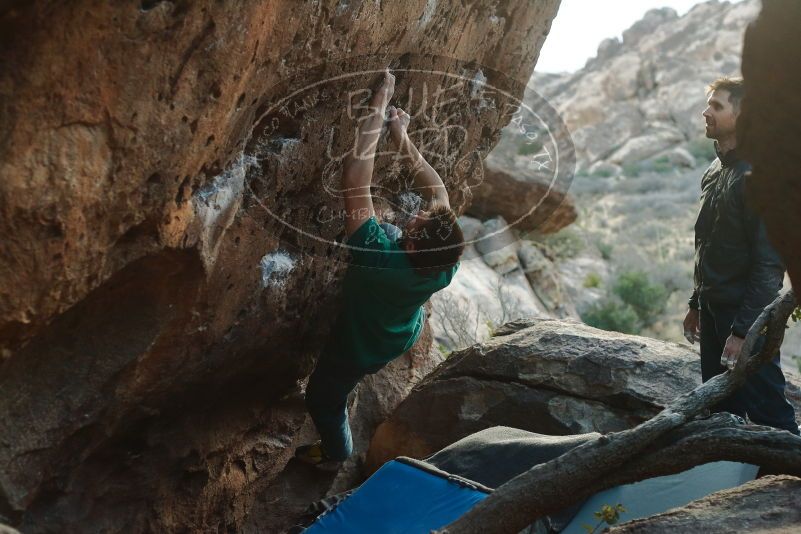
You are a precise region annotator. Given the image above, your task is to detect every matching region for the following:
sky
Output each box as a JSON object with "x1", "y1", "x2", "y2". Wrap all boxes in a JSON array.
[{"x1": 536, "y1": 0, "x2": 745, "y2": 73}]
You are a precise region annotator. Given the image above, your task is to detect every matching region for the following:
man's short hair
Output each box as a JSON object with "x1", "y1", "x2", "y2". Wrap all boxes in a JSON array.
[
  {"x1": 402, "y1": 205, "x2": 465, "y2": 276},
  {"x1": 707, "y1": 76, "x2": 745, "y2": 111}
]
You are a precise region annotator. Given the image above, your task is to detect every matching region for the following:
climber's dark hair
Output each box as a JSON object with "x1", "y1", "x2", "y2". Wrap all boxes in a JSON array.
[
  {"x1": 707, "y1": 76, "x2": 744, "y2": 112},
  {"x1": 400, "y1": 204, "x2": 465, "y2": 276}
]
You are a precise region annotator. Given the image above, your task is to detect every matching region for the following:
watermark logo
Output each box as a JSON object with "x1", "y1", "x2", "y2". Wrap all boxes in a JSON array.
[{"x1": 240, "y1": 54, "x2": 574, "y2": 268}]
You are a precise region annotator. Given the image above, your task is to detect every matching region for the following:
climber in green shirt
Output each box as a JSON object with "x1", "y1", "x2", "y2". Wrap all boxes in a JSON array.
[{"x1": 296, "y1": 69, "x2": 465, "y2": 466}]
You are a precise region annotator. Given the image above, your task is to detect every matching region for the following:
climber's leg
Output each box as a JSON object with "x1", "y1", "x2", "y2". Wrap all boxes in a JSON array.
[{"x1": 304, "y1": 350, "x2": 367, "y2": 461}]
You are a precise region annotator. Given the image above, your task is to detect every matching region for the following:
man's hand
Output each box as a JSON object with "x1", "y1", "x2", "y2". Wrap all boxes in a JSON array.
[
  {"x1": 369, "y1": 69, "x2": 395, "y2": 115},
  {"x1": 388, "y1": 106, "x2": 411, "y2": 148},
  {"x1": 721, "y1": 334, "x2": 745, "y2": 369},
  {"x1": 683, "y1": 308, "x2": 700, "y2": 344},
  {"x1": 349, "y1": 69, "x2": 395, "y2": 163}
]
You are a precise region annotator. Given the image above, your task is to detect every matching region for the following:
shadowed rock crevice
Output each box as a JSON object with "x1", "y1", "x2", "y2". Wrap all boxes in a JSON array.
[{"x1": 0, "y1": 248, "x2": 205, "y2": 514}]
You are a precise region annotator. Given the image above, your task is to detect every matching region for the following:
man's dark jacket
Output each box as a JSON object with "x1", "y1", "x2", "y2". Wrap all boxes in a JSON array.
[{"x1": 689, "y1": 145, "x2": 784, "y2": 337}]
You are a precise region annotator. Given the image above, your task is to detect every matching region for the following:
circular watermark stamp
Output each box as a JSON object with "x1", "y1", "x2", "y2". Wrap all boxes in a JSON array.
[{"x1": 241, "y1": 54, "x2": 574, "y2": 269}]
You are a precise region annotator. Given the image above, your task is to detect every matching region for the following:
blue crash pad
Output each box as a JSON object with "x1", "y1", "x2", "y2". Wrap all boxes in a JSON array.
[{"x1": 305, "y1": 460, "x2": 489, "y2": 533}]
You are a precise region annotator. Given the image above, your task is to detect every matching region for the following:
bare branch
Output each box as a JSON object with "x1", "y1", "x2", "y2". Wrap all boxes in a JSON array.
[
  {"x1": 437, "y1": 290, "x2": 797, "y2": 534},
  {"x1": 432, "y1": 291, "x2": 483, "y2": 351},
  {"x1": 551, "y1": 414, "x2": 801, "y2": 508}
]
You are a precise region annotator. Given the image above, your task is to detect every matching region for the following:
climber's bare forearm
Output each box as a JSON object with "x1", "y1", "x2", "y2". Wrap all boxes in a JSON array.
[
  {"x1": 342, "y1": 111, "x2": 384, "y2": 188},
  {"x1": 341, "y1": 111, "x2": 383, "y2": 236},
  {"x1": 340, "y1": 69, "x2": 394, "y2": 236},
  {"x1": 396, "y1": 133, "x2": 449, "y2": 208}
]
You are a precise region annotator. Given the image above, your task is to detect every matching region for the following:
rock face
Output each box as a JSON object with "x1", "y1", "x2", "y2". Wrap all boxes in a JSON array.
[
  {"x1": 610, "y1": 475, "x2": 801, "y2": 533},
  {"x1": 367, "y1": 318, "x2": 704, "y2": 469},
  {"x1": 0, "y1": 1, "x2": 562, "y2": 531},
  {"x1": 739, "y1": 0, "x2": 801, "y2": 293},
  {"x1": 518, "y1": 240, "x2": 578, "y2": 319},
  {"x1": 465, "y1": 162, "x2": 577, "y2": 233},
  {"x1": 533, "y1": 0, "x2": 762, "y2": 172}
]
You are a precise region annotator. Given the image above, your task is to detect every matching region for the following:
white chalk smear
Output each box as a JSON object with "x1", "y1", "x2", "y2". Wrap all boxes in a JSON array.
[{"x1": 259, "y1": 250, "x2": 296, "y2": 288}]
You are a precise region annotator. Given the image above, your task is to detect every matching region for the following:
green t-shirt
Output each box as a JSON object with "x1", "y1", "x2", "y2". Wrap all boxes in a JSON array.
[{"x1": 329, "y1": 216, "x2": 459, "y2": 368}]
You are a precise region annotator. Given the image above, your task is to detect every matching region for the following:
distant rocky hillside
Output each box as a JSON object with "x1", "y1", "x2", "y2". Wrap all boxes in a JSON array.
[
  {"x1": 519, "y1": 0, "x2": 801, "y2": 359},
  {"x1": 488, "y1": 0, "x2": 801, "y2": 362},
  {"x1": 535, "y1": 0, "x2": 759, "y2": 175}
]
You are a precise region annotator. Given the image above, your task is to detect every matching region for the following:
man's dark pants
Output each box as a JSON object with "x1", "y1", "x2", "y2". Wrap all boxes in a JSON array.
[
  {"x1": 305, "y1": 345, "x2": 386, "y2": 461},
  {"x1": 699, "y1": 299, "x2": 799, "y2": 435}
]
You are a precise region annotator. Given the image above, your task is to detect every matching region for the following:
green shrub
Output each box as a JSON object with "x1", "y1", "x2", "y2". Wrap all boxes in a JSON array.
[
  {"x1": 582, "y1": 299, "x2": 640, "y2": 334},
  {"x1": 583, "y1": 272, "x2": 602, "y2": 288},
  {"x1": 591, "y1": 168, "x2": 613, "y2": 178},
  {"x1": 613, "y1": 271, "x2": 668, "y2": 327},
  {"x1": 649, "y1": 155, "x2": 674, "y2": 174},
  {"x1": 582, "y1": 504, "x2": 627, "y2": 534},
  {"x1": 597, "y1": 240, "x2": 614, "y2": 260},
  {"x1": 582, "y1": 271, "x2": 669, "y2": 334},
  {"x1": 539, "y1": 228, "x2": 586, "y2": 260},
  {"x1": 518, "y1": 139, "x2": 544, "y2": 156},
  {"x1": 622, "y1": 162, "x2": 641, "y2": 177}
]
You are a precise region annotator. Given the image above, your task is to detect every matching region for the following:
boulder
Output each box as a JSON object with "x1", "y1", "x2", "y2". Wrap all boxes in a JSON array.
[
  {"x1": 457, "y1": 215, "x2": 485, "y2": 243},
  {"x1": 588, "y1": 161, "x2": 622, "y2": 177},
  {"x1": 664, "y1": 146, "x2": 697, "y2": 169},
  {"x1": 608, "y1": 128, "x2": 686, "y2": 167},
  {"x1": 466, "y1": 162, "x2": 577, "y2": 234},
  {"x1": 518, "y1": 241, "x2": 579, "y2": 319},
  {"x1": 601, "y1": 53, "x2": 642, "y2": 101},
  {"x1": 474, "y1": 217, "x2": 521, "y2": 274},
  {"x1": 566, "y1": 102, "x2": 644, "y2": 165},
  {"x1": 621, "y1": 8, "x2": 679, "y2": 47},
  {"x1": 368, "y1": 318, "x2": 702, "y2": 468},
  {"x1": 610, "y1": 476, "x2": 801, "y2": 533},
  {"x1": 595, "y1": 37, "x2": 622, "y2": 62},
  {"x1": 371, "y1": 315, "x2": 801, "y2": 472},
  {"x1": 0, "y1": 0, "x2": 563, "y2": 530}
]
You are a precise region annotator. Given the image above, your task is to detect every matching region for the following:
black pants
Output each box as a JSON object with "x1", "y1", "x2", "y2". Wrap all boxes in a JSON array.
[{"x1": 699, "y1": 300, "x2": 799, "y2": 434}]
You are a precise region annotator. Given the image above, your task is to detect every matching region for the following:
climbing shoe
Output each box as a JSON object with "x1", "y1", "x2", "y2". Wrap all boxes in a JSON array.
[{"x1": 294, "y1": 441, "x2": 343, "y2": 471}]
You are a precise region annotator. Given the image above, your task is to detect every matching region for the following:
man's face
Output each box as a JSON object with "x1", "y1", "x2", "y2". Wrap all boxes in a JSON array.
[{"x1": 702, "y1": 89, "x2": 739, "y2": 140}]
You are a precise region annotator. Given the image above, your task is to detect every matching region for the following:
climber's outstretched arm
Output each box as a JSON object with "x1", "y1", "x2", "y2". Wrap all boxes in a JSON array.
[
  {"x1": 342, "y1": 70, "x2": 395, "y2": 237},
  {"x1": 388, "y1": 107, "x2": 450, "y2": 210}
]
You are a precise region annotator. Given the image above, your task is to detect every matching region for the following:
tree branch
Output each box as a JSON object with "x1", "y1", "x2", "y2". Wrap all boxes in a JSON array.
[
  {"x1": 437, "y1": 291, "x2": 797, "y2": 534},
  {"x1": 552, "y1": 414, "x2": 801, "y2": 508}
]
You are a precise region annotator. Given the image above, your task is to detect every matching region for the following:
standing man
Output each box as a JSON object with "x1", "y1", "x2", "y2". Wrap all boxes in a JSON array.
[
  {"x1": 296, "y1": 70, "x2": 466, "y2": 466},
  {"x1": 683, "y1": 77, "x2": 798, "y2": 435}
]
